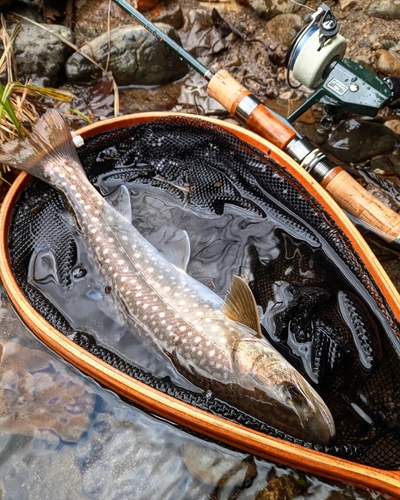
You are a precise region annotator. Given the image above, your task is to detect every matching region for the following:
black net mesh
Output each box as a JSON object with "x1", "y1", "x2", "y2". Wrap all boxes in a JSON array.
[{"x1": 7, "y1": 115, "x2": 400, "y2": 468}]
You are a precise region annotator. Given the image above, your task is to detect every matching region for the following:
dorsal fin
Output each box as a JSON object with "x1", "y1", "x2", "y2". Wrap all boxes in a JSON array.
[{"x1": 222, "y1": 276, "x2": 262, "y2": 337}]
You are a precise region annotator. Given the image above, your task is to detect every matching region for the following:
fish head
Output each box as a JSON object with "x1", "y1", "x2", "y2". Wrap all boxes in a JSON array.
[{"x1": 232, "y1": 336, "x2": 336, "y2": 445}]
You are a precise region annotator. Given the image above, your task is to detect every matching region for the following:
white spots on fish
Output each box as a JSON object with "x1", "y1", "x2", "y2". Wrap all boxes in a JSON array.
[{"x1": 194, "y1": 336, "x2": 201, "y2": 344}]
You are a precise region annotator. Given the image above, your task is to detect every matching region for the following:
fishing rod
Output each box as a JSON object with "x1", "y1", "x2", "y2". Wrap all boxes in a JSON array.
[{"x1": 112, "y1": 0, "x2": 400, "y2": 250}]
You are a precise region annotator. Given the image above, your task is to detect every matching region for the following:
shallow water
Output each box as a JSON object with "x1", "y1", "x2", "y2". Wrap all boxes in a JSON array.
[{"x1": 0, "y1": 286, "x2": 385, "y2": 499}]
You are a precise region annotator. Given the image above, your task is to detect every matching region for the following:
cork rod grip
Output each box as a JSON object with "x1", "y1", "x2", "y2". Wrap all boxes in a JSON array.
[
  {"x1": 322, "y1": 167, "x2": 400, "y2": 242},
  {"x1": 207, "y1": 70, "x2": 297, "y2": 149}
]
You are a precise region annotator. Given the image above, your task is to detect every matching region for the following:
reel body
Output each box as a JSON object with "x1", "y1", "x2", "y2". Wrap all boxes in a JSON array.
[{"x1": 285, "y1": 3, "x2": 399, "y2": 123}]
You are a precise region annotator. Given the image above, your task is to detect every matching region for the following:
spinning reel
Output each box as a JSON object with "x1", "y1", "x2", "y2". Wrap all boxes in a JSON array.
[{"x1": 285, "y1": 3, "x2": 400, "y2": 124}]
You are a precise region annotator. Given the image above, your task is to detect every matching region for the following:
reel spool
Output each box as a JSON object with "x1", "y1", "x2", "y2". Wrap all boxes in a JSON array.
[{"x1": 285, "y1": 3, "x2": 346, "y2": 90}]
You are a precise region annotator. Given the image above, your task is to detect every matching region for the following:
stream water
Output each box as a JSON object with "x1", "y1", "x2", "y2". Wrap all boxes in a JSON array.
[{"x1": 0, "y1": 290, "x2": 384, "y2": 499}]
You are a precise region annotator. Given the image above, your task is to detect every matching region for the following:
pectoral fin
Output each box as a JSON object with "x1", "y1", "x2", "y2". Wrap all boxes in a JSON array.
[
  {"x1": 161, "y1": 229, "x2": 191, "y2": 272},
  {"x1": 222, "y1": 276, "x2": 262, "y2": 337},
  {"x1": 105, "y1": 185, "x2": 132, "y2": 222}
]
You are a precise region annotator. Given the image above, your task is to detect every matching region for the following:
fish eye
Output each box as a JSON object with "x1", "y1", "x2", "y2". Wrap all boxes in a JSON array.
[{"x1": 286, "y1": 383, "x2": 304, "y2": 400}]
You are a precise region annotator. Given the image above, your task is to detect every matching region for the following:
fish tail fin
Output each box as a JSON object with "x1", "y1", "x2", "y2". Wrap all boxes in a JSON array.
[{"x1": 0, "y1": 109, "x2": 82, "y2": 178}]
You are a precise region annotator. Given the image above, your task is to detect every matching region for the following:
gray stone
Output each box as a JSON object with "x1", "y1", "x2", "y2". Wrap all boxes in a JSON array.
[
  {"x1": 248, "y1": 0, "x2": 305, "y2": 19},
  {"x1": 325, "y1": 119, "x2": 397, "y2": 163},
  {"x1": 368, "y1": 0, "x2": 400, "y2": 19},
  {"x1": 10, "y1": 23, "x2": 74, "y2": 87},
  {"x1": 266, "y1": 14, "x2": 303, "y2": 47},
  {"x1": 65, "y1": 24, "x2": 188, "y2": 87}
]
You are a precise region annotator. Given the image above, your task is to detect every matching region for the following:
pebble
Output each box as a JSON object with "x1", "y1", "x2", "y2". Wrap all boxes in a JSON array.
[
  {"x1": 339, "y1": 0, "x2": 357, "y2": 10},
  {"x1": 375, "y1": 49, "x2": 400, "y2": 78},
  {"x1": 384, "y1": 119, "x2": 400, "y2": 136},
  {"x1": 65, "y1": 24, "x2": 188, "y2": 86},
  {"x1": 368, "y1": 0, "x2": 400, "y2": 20}
]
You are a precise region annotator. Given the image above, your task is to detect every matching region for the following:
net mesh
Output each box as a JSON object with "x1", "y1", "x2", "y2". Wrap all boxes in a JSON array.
[{"x1": 8, "y1": 115, "x2": 400, "y2": 468}]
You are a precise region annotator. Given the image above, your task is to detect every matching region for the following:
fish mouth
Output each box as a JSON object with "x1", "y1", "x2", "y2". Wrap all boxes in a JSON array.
[{"x1": 303, "y1": 403, "x2": 336, "y2": 445}]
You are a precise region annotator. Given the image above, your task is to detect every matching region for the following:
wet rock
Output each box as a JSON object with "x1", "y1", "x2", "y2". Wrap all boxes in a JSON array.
[
  {"x1": 324, "y1": 118, "x2": 397, "y2": 163},
  {"x1": 368, "y1": 0, "x2": 400, "y2": 20},
  {"x1": 10, "y1": 23, "x2": 74, "y2": 87},
  {"x1": 0, "y1": 341, "x2": 95, "y2": 442},
  {"x1": 375, "y1": 49, "x2": 400, "y2": 78},
  {"x1": 182, "y1": 443, "x2": 257, "y2": 487},
  {"x1": 266, "y1": 14, "x2": 303, "y2": 47},
  {"x1": 150, "y1": 4, "x2": 184, "y2": 30},
  {"x1": 65, "y1": 24, "x2": 188, "y2": 86},
  {"x1": 244, "y1": 0, "x2": 305, "y2": 19}
]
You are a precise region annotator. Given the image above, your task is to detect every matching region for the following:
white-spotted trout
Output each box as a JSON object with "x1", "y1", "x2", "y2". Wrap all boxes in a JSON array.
[{"x1": 0, "y1": 110, "x2": 335, "y2": 444}]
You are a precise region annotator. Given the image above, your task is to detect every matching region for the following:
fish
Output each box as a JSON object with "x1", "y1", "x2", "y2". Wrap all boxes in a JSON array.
[{"x1": 0, "y1": 110, "x2": 335, "y2": 444}]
